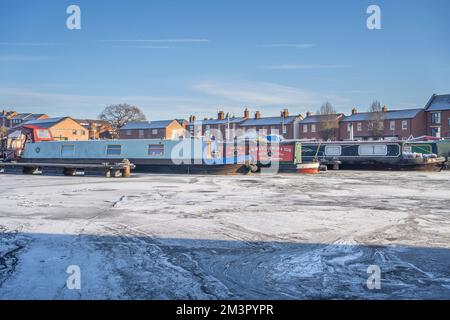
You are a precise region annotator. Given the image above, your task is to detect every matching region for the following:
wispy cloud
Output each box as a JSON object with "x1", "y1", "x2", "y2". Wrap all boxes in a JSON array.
[
  {"x1": 100, "y1": 39, "x2": 209, "y2": 43},
  {"x1": 260, "y1": 43, "x2": 315, "y2": 49},
  {"x1": 0, "y1": 86, "x2": 216, "y2": 118},
  {"x1": 101, "y1": 39, "x2": 208, "y2": 49},
  {"x1": 192, "y1": 80, "x2": 351, "y2": 108},
  {"x1": 0, "y1": 55, "x2": 52, "y2": 62},
  {"x1": 262, "y1": 64, "x2": 351, "y2": 70},
  {"x1": 110, "y1": 45, "x2": 188, "y2": 49},
  {"x1": 0, "y1": 42, "x2": 57, "y2": 46}
]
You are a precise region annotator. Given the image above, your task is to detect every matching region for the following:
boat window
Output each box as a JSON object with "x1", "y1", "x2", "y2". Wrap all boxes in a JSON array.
[
  {"x1": 358, "y1": 144, "x2": 388, "y2": 156},
  {"x1": 325, "y1": 145, "x2": 342, "y2": 156},
  {"x1": 36, "y1": 129, "x2": 51, "y2": 140},
  {"x1": 61, "y1": 145, "x2": 75, "y2": 157},
  {"x1": 148, "y1": 144, "x2": 164, "y2": 156},
  {"x1": 107, "y1": 145, "x2": 122, "y2": 155}
]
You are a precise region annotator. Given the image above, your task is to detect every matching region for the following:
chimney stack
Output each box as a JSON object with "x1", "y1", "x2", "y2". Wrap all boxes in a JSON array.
[
  {"x1": 189, "y1": 115, "x2": 196, "y2": 123},
  {"x1": 218, "y1": 110, "x2": 225, "y2": 120},
  {"x1": 281, "y1": 108, "x2": 289, "y2": 118},
  {"x1": 352, "y1": 108, "x2": 358, "y2": 115},
  {"x1": 254, "y1": 111, "x2": 261, "y2": 119},
  {"x1": 306, "y1": 111, "x2": 312, "y2": 117},
  {"x1": 382, "y1": 105, "x2": 388, "y2": 113},
  {"x1": 243, "y1": 108, "x2": 249, "y2": 118}
]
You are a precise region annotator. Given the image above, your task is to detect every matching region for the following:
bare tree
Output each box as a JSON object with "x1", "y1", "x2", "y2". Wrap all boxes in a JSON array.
[
  {"x1": 99, "y1": 104, "x2": 146, "y2": 138},
  {"x1": 368, "y1": 100, "x2": 384, "y2": 139},
  {"x1": 317, "y1": 102, "x2": 339, "y2": 140}
]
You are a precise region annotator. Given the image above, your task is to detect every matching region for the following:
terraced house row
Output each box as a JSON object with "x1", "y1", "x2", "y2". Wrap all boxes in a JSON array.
[{"x1": 180, "y1": 93, "x2": 450, "y2": 141}]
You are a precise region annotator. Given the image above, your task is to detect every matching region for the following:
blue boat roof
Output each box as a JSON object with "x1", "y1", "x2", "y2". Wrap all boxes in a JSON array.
[
  {"x1": 239, "y1": 116, "x2": 298, "y2": 126},
  {"x1": 340, "y1": 109, "x2": 423, "y2": 122},
  {"x1": 425, "y1": 94, "x2": 450, "y2": 111}
]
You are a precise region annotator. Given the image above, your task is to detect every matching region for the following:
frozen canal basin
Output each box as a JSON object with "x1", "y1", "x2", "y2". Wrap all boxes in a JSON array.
[{"x1": 0, "y1": 171, "x2": 449, "y2": 299}]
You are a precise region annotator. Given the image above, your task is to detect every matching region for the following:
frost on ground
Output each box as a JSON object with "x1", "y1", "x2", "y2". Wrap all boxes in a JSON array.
[{"x1": 0, "y1": 171, "x2": 449, "y2": 299}]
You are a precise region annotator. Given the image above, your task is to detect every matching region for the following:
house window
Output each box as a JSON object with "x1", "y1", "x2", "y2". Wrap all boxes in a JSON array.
[
  {"x1": 431, "y1": 127, "x2": 441, "y2": 138},
  {"x1": 431, "y1": 112, "x2": 441, "y2": 125},
  {"x1": 347, "y1": 123, "x2": 352, "y2": 132},
  {"x1": 152, "y1": 129, "x2": 158, "y2": 135},
  {"x1": 139, "y1": 129, "x2": 144, "y2": 137},
  {"x1": 73, "y1": 130, "x2": 77, "y2": 135},
  {"x1": 401, "y1": 120, "x2": 408, "y2": 131},
  {"x1": 389, "y1": 121, "x2": 395, "y2": 131},
  {"x1": 148, "y1": 144, "x2": 164, "y2": 156},
  {"x1": 303, "y1": 125, "x2": 308, "y2": 133},
  {"x1": 61, "y1": 145, "x2": 75, "y2": 157},
  {"x1": 368, "y1": 122, "x2": 373, "y2": 130},
  {"x1": 106, "y1": 145, "x2": 122, "y2": 155},
  {"x1": 126, "y1": 130, "x2": 132, "y2": 136},
  {"x1": 448, "y1": 118, "x2": 450, "y2": 126},
  {"x1": 205, "y1": 125, "x2": 210, "y2": 131},
  {"x1": 282, "y1": 126, "x2": 287, "y2": 134},
  {"x1": 311, "y1": 124, "x2": 316, "y2": 133},
  {"x1": 358, "y1": 144, "x2": 388, "y2": 156},
  {"x1": 356, "y1": 122, "x2": 362, "y2": 132}
]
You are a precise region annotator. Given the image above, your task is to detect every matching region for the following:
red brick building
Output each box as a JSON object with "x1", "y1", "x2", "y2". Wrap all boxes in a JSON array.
[
  {"x1": 187, "y1": 108, "x2": 302, "y2": 140},
  {"x1": 299, "y1": 112, "x2": 344, "y2": 140},
  {"x1": 120, "y1": 120, "x2": 185, "y2": 140},
  {"x1": 238, "y1": 109, "x2": 302, "y2": 139},
  {"x1": 186, "y1": 110, "x2": 248, "y2": 141},
  {"x1": 424, "y1": 94, "x2": 450, "y2": 138},
  {"x1": 339, "y1": 107, "x2": 426, "y2": 141}
]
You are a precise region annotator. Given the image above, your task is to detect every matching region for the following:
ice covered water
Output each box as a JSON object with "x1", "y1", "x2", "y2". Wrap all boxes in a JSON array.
[{"x1": 0, "y1": 171, "x2": 449, "y2": 299}]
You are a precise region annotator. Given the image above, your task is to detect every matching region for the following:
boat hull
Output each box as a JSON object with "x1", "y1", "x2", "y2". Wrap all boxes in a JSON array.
[
  {"x1": 336, "y1": 158, "x2": 445, "y2": 172},
  {"x1": 19, "y1": 158, "x2": 250, "y2": 175}
]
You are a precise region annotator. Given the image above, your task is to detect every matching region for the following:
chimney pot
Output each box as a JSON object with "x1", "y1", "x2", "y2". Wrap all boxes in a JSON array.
[
  {"x1": 281, "y1": 108, "x2": 289, "y2": 118},
  {"x1": 306, "y1": 111, "x2": 312, "y2": 117},
  {"x1": 218, "y1": 110, "x2": 225, "y2": 120},
  {"x1": 255, "y1": 111, "x2": 261, "y2": 119},
  {"x1": 244, "y1": 108, "x2": 250, "y2": 118},
  {"x1": 352, "y1": 108, "x2": 358, "y2": 115},
  {"x1": 382, "y1": 105, "x2": 388, "y2": 112}
]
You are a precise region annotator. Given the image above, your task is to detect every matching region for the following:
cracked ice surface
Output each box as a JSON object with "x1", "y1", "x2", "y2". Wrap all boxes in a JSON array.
[{"x1": 0, "y1": 171, "x2": 449, "y2": 299}]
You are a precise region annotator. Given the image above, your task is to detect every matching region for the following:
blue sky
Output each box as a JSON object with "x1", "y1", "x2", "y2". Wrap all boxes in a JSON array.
[{"x1": 0, "y1": 0, "x2": 449, "y2": 120}]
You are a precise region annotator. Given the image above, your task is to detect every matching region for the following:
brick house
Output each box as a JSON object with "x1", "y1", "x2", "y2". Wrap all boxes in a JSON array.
[
  {"x1": 186, "y1": 110, "x2": 248, "y2": 140},
  {"x1": 76, "y1": 119, "x2": 113, "y2": 140},
  {"x1": 238, "y1": 109, "x2": 302, "y2": 139},
  {"x1": 299, "y1": 112, "x2": 344, "y2": 140},
  {"x1": 424, "y1": 94, "x2": 450, "y2": 138},
  {"x1": 339, "y1": 107, "x2": 426, "y2": 141},
  {"x1": 120, "y1": 119, "x2": 185, "y2": 139},
  {"x1": 18, "y1": 117, "x2": 89, "y2": 141},
  {"x1": 0, "y1": 111, "x2": 17, "y2": 127},
  {"x1": 1, "y1": 111, "x2": 48, "y2": 128}
]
